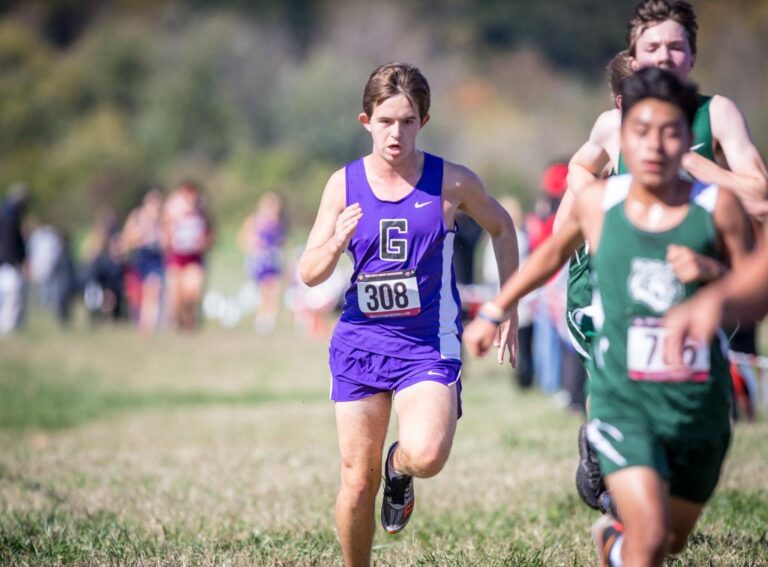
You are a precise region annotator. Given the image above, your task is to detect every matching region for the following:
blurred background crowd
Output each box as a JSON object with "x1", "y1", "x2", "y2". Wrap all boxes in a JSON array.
[
  {"x1": 1, "y1": 160, "x2": 594, "y2": 411},
  {"x1": 2, "y1": 0, "x2": 767, "y2": 415}
]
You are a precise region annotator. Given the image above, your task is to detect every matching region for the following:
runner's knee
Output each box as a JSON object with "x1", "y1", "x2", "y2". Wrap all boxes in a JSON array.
[
  {"x1": 340, "y1": 462, "x2": 381, "y2": 500},
  {"x1": 398, "y1": 441, "x2": 450, "y2": 478},
  {"x1": 625, "y1": 522, "x2": 667, "y2": 560}
]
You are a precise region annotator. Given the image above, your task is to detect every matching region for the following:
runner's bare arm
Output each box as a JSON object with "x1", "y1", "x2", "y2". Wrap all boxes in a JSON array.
[
  {"x1": 712, "y1": 186, "x2": 754, "y2": 272},
  {"x1": 464, "y1": 215, "x2": 584, "y2": 358},
  {"x1": 299, "y1": 169, "x2": 363, "y2": 287},
  {"x1": 449, "y1": 163, "x2": 520, "y2": 364},
  {"x1": 494, "y1": 215, "x2": 583, "y2": 315},
  {"x1": 451, "y1": 164, "x2": 519, "y2": 287},
  {"x1": 556, "y1": 110, "x2": 619, "y2": 233},
  {"x1": 719, "y1": 245, "x2": 768, "y2": 322},
  {"x1": 682, "y1": 96, "x2": 768, "y2": 209},
  {"x1": 567, "y1": 110, "x2": 619, "y2": 194},
  {"x1": 553, "y1": 186, "x2": 576, "y2": 233},
  {"x1": 716, "y1": 220, "x2": 768, "y2": 320}
]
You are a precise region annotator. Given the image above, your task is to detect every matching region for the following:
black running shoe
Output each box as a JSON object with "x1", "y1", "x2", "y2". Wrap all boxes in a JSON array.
[
  {"x1": 576, "y1": 423, "x2": 606, "y2": 510},
  {"x1": 381, "y1": 442, "x2": 415, "y2": 534}
]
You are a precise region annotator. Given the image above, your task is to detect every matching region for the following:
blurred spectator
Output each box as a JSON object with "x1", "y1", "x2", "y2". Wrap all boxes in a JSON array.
[
  {"x1": 81, "y1": 209, "x2": 125, "y2": 322},
  {"x1": 27, "y1": 221, "x2": 76, "y2": 326},
  {"x1": 163, "y1": 181, "x2": 213, "y2": 330},
  {"x1": 123, "y1": 189, "x2": 165, "y2": 333},
  {"x1": 50, "y1": 230, "x2": 77, "y2": 325},
  {"x1": 83, "y1": 230, "x2": 126, "y2": 322},
  {"x1": 525, "y1": 164, "x2": 566, "y2": 252},
  {"x1": 238, "y1": 191, "x2": 287, "y2": 334},
  {"x1": 27, "y1": 221, "x2": 62, "y2": 308},
  {"x1": 81, "y1": 209, "x2": 119, "y2": 263},
  {"x1": 0, "y1": 183, "x2": 29, "y2": 336},
  {"x1": 529, "y1": 164, "x2": 565, "y2": 393}
]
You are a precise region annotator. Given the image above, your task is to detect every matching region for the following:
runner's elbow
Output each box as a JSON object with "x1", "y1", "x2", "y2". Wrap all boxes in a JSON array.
[
  {"x1": 299, "y1": 262, "x2": 328, "y2": 287},
  {"x1": 299, "y1": 264, "x2": 317, "y2": 287}
]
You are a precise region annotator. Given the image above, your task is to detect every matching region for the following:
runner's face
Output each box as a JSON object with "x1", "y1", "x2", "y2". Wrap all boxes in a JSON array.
[
  {"x1": 632, "y1": 20, "x2": 694, "y2": 80},
  {"x1": 621, "y1": 98, "x2": 691, "y2": 189},
  {"x1": 360, "y1": 94, "x2": 426, "y2": 162}
]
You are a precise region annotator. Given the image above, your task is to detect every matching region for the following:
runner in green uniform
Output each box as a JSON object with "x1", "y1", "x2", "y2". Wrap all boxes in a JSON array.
[
  {"x1": 563, "y1": 0, "x2": 768, "y2": 365},
  {"x1": 464, "y1": 67, "x2": 752, "y2": 567},
  {"x1": 567, "y1": 93, "x2": 715, "y2": 364},
  {"x1": 557, "y1": 0, "x2": 768, "y2": 515}
]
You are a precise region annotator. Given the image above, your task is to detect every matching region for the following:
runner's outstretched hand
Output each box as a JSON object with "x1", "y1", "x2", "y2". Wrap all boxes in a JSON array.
[
  {"x1": 464, "y1": 316, "x2": 498, "y2": 358},
  {"x1": 663, "y1": 287, "x2": 723, "y2": 366},
  {"x1": 495, "y1": 310, "x2": 518, "y2": 367}
]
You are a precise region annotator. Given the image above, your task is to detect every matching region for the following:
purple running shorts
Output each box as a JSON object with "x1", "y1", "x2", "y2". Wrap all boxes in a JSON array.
[{"x1": 329, "y1": 338, "x2": 463, "y2": 417}]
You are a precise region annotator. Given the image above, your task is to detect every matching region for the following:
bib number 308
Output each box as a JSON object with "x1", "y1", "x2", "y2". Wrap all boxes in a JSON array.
[
  {"x1": 627, "y1": 317, "x2": 710, "y2": 382},
  {"x1": 357, "y1": 270, "x2": 421, "y2": 319}
]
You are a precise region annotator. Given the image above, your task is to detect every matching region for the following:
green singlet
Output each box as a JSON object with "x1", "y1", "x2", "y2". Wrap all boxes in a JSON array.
[
  {"x1": 586, "y1": 174, "x2": 731, "y2": 503},
  {"x1": 566, "y1": 95, "x2": 714, "y2": 364}
]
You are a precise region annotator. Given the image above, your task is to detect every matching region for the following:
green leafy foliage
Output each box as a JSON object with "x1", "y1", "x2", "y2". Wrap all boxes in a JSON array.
[{"x1": 0, "y1": 1, "x2": 765, "y2": 230}]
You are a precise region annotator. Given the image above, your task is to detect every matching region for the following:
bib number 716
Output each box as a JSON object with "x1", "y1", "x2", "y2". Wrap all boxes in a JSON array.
[{"x1": 627, "y1": 317, "x2": 710, "y2": 382}]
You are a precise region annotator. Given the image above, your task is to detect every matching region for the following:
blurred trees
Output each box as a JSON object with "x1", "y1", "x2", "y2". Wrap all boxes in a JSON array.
[{"x1": 0, "y1": 0, "x2": 765, "y2": 229}]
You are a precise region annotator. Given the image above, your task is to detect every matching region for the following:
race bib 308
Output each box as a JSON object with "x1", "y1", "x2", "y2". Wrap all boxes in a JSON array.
[{"x1": 357, "y1": 269, "x2": 421, "y2": 319}]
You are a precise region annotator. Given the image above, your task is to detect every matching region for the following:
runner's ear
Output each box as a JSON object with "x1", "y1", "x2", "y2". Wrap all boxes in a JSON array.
[
  {"x1": 420, "y1": 113, "x2": 430, "y2": 127},
  {"x1": 358, "y1": 112, "x2": 371, "y2": 131}
]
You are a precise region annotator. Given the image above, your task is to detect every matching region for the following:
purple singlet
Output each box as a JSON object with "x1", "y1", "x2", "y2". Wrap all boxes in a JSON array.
[{"x1": 332, "y1": 153, "x2": 462, "y2": 361}]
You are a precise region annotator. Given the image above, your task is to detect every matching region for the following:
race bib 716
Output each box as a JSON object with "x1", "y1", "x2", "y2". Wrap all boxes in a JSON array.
[{"x1": 627, "y1": 317, "x2": 709, "y2": 382}]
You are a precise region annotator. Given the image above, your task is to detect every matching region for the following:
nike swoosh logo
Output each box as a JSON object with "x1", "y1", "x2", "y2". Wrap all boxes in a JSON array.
[
  {"x1": 414, "y1": 201, "x2": 432, "y2": 208},
  {"x1": 427, "y1": 370, "x2": 445, "y2": 377},
  {"x1": 690, "y1": 143, "x2": 705, "y2": 151}
]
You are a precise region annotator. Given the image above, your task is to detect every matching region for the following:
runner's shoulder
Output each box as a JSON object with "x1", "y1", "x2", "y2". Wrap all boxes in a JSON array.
[
  {"x1": 708, "y1": 94, "x2": 746, "y2": 127},
  {"x1": 574, "y1": 179, "x2": 608, "y2": 215},
  {"x1": 326, "y1": 166, "x2": 346, "y2": 188},
  {"x1": 442, "y1": 159, "x2": 483, "y2": 196},
  {"x1": 579, "y1": 178, "x2": 608, "y2": 201},
  {"x1": 591, "y1": 109, "x2": 622, "y2": 142},
  {"x1": 321, "y1": 167, "x2": 348, "y2": 207}
]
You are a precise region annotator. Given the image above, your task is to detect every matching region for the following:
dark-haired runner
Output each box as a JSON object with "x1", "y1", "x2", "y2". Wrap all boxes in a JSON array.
[
  {"x1": 465, "y1": 68, "x2": 751, "y2": 567},
  {"x1": 556, "y1": 0, "x2": 768, "y2": 516}
]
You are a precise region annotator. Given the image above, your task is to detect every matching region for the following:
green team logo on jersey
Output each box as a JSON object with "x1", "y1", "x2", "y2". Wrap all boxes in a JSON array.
[{"x1": 627, "y1": 258, "x2": 683, "y2": 313}]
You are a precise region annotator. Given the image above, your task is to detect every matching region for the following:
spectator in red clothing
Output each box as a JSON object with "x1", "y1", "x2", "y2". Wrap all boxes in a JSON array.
[{"x1": 526, "y1": 162, "x2": 568, "y2": 251}]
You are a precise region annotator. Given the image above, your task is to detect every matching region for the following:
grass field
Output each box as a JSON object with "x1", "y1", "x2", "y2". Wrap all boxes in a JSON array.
[{"x1": 2, "y1": 313, "x2": 768, "y2": 566}]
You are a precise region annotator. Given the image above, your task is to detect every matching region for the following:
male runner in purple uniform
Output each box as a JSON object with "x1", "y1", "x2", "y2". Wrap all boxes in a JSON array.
[{"x1": 299, "y1": 62, "x2": 519, "y2": 567}]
